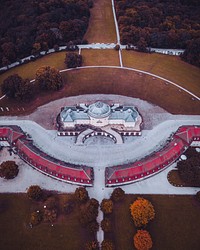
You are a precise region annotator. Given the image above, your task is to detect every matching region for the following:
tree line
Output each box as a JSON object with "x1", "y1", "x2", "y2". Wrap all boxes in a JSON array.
[
  {"x1": 115, "y1": 0, "x2": 200, "y2": 67},
  {"x1": 0, "y1": 0, "x2": 93, "y2": 68}
]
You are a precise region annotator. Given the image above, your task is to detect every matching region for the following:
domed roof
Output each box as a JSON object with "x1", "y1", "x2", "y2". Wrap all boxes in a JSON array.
[{"x1": 88, "y1": 101, "x2": 111, "y2": 118}]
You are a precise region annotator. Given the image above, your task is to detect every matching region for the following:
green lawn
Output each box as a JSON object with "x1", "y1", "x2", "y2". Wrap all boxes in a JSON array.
[
  {"x1": 81, "y1": 49, "x2": 120, "y2": 66},
  {"x1": 83, "y1": 0, "x2": 117, "y2": 43},
  {"x1": 0, "y1": 52, "x2": 66, "y2": 83},
  {"x1": 0, "y1": 194, "x2": 91, "y2": 250},
  {"x1": 122, "y1": 50, "x2": 200, "y2": 96},
  {"x1": 0, "y1": 68, "x2": 199, "y2": 116},
  {"x1": 110, "y1": 194, "x2": 200, "y2": 250}
]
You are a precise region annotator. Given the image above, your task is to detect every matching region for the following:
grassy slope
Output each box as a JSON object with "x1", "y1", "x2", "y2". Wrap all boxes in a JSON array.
[
  {"x1": 0, "y1": 194, "x2": 90, "y2": 250},
  {"x1": 122, "y1": 50, "x2": 200, "y2": 96},
  {"x1": 111, "y1": 194, "x2": 200, "y2": 250},
  {"x1": 83, "y1": 0, "x2": 117, "y2": 43}
]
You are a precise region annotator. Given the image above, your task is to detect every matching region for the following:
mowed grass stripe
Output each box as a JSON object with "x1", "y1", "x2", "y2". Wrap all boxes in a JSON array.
[
  {"x1": 83, "y1": 0, "x2": 117, "y2": 43},
  {"x1": 81, "y1": 50, "x2": 120, "y2": 66}
]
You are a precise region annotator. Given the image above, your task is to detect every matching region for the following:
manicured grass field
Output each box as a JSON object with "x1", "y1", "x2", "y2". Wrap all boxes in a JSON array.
[
  {"x1": 109, "y1": 194, "x2": 200, "y2": 250},
  {"x1": 122, "y1": 50, "x2": 200, "y2": 96},
  {"x1": 62, "y1": 68, "x2": 200, "y2": 114},
  {"x1": 0, "y1": 193, "x2": 91, "y2": 250},
  {"x1": 83, "y1": 0, "x2": 117, "y2": 43},
  {"x1": 81, "y1": 49, "x2": 120, "y2": 66},
  {"x1": 0, "y1": 68, "x2": 199, "y2": 116},
  {"x1": 0, "y1": 52, "x2": 67, "y2": 83}
]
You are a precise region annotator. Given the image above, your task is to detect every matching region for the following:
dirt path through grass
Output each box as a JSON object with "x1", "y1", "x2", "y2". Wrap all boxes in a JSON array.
[{"x1": 84, "y1": 0, "x2": 117, "y2": 43}]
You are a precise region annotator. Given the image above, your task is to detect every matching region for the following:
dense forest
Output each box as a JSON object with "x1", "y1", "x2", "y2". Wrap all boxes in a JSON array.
[
  {"x1": 115, "y1": 0, "x2": 200, "y2": 66},
  {"x1": 0, "y1": 0, "x2": 93, "y2": 67}
]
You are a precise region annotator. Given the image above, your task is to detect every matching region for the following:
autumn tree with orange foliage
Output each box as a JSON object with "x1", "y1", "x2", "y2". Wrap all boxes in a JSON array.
[
  {"x1": 130, "y1": 197, "x2": 155, "y2": 227},
  {"x1": 134, "y1": 230, "x2": 152, "y2": 250}
]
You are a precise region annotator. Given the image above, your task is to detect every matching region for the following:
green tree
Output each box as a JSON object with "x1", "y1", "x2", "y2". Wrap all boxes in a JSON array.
[
  {"x1": 15, "y1": 78, "x2": 34, "y2": 101},
  {"x1": 0, "y1": 161, "x2": 19, "y2": 179},
  {"x1": 65, "y1": 53, "x2": 82, "y2": 68},
  {"x1": 1, "y1": 74, "x2": 23, "y2": 98},
  {"x1": 181, "y1": 38, "x2": 200, "y2": 67},
  {"x1": 1, "y1": 74, "x2": 33, "y2": 101},
  {"x1": 27, "y1": 185, "x2": 43, "y2": 201},
  {"x1": 79, "y1": 198, "x2": 99, "y2": 226},
  {"x1": 35, "y1": 66, "x2": 63, "y2": 91}
]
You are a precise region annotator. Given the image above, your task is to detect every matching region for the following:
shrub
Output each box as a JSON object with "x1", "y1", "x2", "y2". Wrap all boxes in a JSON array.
[
  {"x1": 43, "y1": 209, "x2": 57, "y2": 223},
  {"x1": 44, "y1": 196, "x2": 57, "y2": 210},
  {"x1": 100, "y1": 199, "x2": 113, "y2": 214},
  {"x1": 27, "y1": 185, "x2": 43, "y2": 201},
  {"x1": 30, "y1": 211, "x2": 43, "y2": 226},
  {"x1": 65, "y1": 53, "x2": 82, "y2": 68},
  {"x1": 134, "y1": 230, "x2": 153, "y2": 250},
  {"x1": 53, "y1": 44, "x2": 60, "y2": 52},
  {"x1": 101, "y1": 240, "x2": 115, "y2": 250},
  {"x1": 87, "y1": 220, "x2": 99, "y2": 234},
  {"x1": 130, "y1": 197, "x2": 155, "y2": 228},
  {"x1": 79, "y1": 198, "x2": 99, "y2": 226},
  {"x1": 111, "y1": 188, "x2": 125, "y2": 202},
  {"x1": 85, "y1": 240, "x2": 99, "y2": 250},
  {"x1": 75, "y1": 187, "x2": 89, "y2": 203},
  {"x1": 101, "y1": 218, "x2": 112, "y2": 232},
  {"x1": 0, "y1": 161, "x2": 19, "y2": 179},
  {"x1": 114, "y1": 44, "x2": 120, "y2": 51}
]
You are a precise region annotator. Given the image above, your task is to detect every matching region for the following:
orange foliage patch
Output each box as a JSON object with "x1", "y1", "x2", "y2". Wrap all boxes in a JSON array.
[
  {"x1": 134, "y1": 230, "x2": 153, "y2": 250},
  {"x1": 130, "y1": 197, "x2": 155, "y2": 227}
]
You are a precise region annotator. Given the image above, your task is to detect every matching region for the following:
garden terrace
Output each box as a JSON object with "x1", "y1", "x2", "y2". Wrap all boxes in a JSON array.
[
  {"x1": 105, "y1": 126, "x2": 200, "y2": 186},
  {"x1": 0, "y1": 126, "x2": 93, "y2": 186}
]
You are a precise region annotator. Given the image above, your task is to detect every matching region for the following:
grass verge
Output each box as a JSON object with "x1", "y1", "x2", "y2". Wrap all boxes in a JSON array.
[
  {"x1": 109, "y1": 194, "x2": 200, "y2": 250},
  {"x1": 0, "y1": 193, "x2": 91, "y2": 250},
  {"x1": 168, "y1": 170, "x2": 200, "y2": 188}
]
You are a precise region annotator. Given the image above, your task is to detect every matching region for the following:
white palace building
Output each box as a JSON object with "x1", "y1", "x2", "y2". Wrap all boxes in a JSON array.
[{"x1": 57, "y1": 101, "x2": 142, "y2": 144}]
